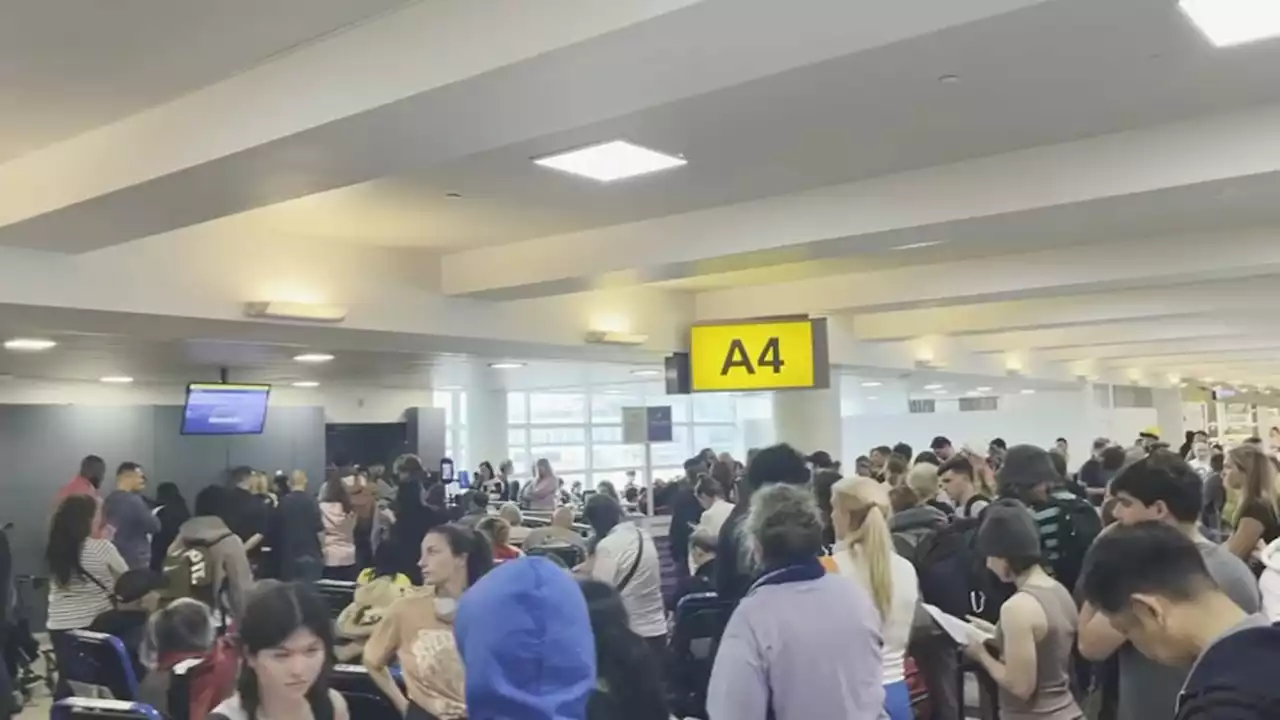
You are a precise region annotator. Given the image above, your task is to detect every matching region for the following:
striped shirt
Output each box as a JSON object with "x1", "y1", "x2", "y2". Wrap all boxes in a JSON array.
[
  {"x1": 47, "y1": 539, "x2": 127, "y2": 631},
  {"x1": 1031, "y1": 489, "x2": 1080, "y2": 567}
]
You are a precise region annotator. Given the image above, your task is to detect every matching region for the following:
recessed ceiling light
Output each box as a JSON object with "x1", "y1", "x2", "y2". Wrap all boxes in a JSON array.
[
  {"x1": 601, "y1": 390, "x2": 626, "y2": 395},
  {"x1": 489, "y1": 362, "x2": 525, "y2": 370},
  {"x1": 631, "y1": 369, "x2": 662, "y2": 377},
  {"x1": 923, "y1": 383, "x2": 944, "y2": 390},
  {"x1": 966, "y1": 390, "x2": 981, "y2": 397},
  {"x1": 4, "y1": 338, "x2": 56, "y2": 351},
  {"x1": 860, "y1": 381, "x2": 883, "y2": 388},
  {"x1": 938, "y1": 74, "x2": 961, "y2": 84},
  {"x1": 1020, "y1": 388, "x2": 1037, "y2": 395},
  {"x1": 293, "y1": 353, "x2": 334, "y2": 363},
  {"x1": 866, "y1": 396, "x2": 879, "y2": 401},
  {"x1": 976, "y1": 386, "x2": 993, "y2": 393},
  {"x1": 533, "y1": 140, "x2": 686, "y2": 182},
  {"x1": 437, "y1": 385, "x2": 463, "y2": 391},
  {"x1": 932, "y1": 389, "x2": 948, "y2": 395},
  {"x1": 291, "y1": 381, "x2": 320, "y2": 388},
  {"x1": 1180, "y1": 0, "x2": 1280, "y2": 48},
  {"x1": 890, "y1": 240, "x2": 947, "y2": 251},
  {"x1": 100, "y1": 376, "x2": 134, "y2": 384}
]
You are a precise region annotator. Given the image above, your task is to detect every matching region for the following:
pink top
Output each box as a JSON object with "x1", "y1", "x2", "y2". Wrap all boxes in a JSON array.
[
  {"x1": 319, "y1": 502, "x2": 357, "y2": 567},
  {"x1": 55, "y1": 476, "x2": 111, "y2": 539}
]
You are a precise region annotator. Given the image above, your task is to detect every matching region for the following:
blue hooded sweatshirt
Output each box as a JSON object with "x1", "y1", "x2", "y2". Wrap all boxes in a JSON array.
[{"x1": 455, "y1": 557, "x2": 597, "y2": 720}]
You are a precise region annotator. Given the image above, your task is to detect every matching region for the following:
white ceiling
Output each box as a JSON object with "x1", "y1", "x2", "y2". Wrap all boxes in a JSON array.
[
  {"x1": 0, "y1": 0, "x2": 409, "y2": 162},
  {"x1": 5, "y1": 0, "x2": 1280, "y2": 395},
  {"x1": 211, "y1": 0, "x2": 1280, "y2": 252}
]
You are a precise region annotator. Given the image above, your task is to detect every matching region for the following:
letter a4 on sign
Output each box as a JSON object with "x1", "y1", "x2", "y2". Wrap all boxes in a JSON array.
[{"x1": 688, "y1": 318, "x2": 825, "y2": 392}]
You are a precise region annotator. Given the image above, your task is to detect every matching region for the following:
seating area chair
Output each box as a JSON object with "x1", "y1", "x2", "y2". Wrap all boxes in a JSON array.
[
  {"x1": 61, "y1": 630, "x2": 141, "y2": 701},
  {"x1": 526, "y1": 543, "x2": 585, "y2": 569},
  {"x1": 52, "y1": 698, "x2": 162, "y2": 720},
  {"x1": 315, "y1": 579, "x2": 358, "y2": 617},
  {"x1": 668, "y1": 592, "x2": 734, "y2": 720}
]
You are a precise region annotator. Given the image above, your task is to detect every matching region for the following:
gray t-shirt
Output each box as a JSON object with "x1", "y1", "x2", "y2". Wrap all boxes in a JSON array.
[
  {"x1": 1117, "y1": 540, "x2": 1261, "y2": 720},
  {"x1": 104, "y1": 490, "x2": 160, "y2": 570}
]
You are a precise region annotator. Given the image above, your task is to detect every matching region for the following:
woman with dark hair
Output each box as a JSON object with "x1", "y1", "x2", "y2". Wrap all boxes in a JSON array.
[
  {"x1": 364, "y1": 524, "x2": 493, "y2": 720},
  {"x1": 47, "y1": 494, "x2": 128, "y2": 696},
  {"x1": 319, "y1": 476, "x2": 358, "y2": 582},
  {"x1": 210, "y1": 582, "x2": 348, "y2": 720},
  {"x1": 584, "y1": 495, "x2": 667, "y2": 662},
  {"x1": 389, "y1": 456, "x2": 437, "y2": 583},
  {"x1": 964, "y1": 500, "x2": 1081, "y2": 720},
  {"x1": 580, "y1": 579, "x2": 672, "y2": 720},
  {"x1": 151, "y1": 482, "x2": 191, "y2": 573}
]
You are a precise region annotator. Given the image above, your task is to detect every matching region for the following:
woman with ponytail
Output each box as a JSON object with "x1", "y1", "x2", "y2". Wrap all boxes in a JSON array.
[
  {"x1": 364, "y1": 523, "x2": 493, "y2": 720},
  {"x1": 830, "y1": 477, "x2": 919, "y2": 720},
  {"x1": 210, "y1": 581, "x2": 348, "y2": 720}
]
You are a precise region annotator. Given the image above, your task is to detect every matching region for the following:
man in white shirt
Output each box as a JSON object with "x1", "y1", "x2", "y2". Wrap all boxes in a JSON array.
[{"x1": 584, "y1": 495, "x2": 667, "y2": 651}]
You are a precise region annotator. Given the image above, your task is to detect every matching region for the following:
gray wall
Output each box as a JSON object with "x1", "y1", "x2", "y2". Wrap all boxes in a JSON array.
[{"x1": 0, "y1": 403, "x2": 325, "y2": 621}]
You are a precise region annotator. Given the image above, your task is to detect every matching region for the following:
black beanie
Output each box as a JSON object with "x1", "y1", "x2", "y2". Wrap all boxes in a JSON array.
[{"x1": 976, "y1": 499, "x2": 1043, "y2": 560}]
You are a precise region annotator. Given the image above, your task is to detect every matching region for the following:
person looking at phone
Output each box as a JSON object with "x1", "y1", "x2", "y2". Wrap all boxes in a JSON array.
[{"x1": 964, "y1": 500, "x2": 1082, "y2": 720}]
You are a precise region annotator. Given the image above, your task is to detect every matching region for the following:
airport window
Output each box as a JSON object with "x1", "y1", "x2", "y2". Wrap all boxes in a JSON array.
[{"x1": 502, "y1": 387, "x2": 763, "y2": 489}]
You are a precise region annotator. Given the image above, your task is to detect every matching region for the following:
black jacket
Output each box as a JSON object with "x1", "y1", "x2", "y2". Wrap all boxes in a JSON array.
[
  {"x1": 1176, "y1": 619, "x2": 1280, "y2": 720},
  {"x1": 713, "y1": 503, "x2": 754, "y2": 603},
  {"x1": 668, "y1": 484, "x2": 703, "y2": 566}
]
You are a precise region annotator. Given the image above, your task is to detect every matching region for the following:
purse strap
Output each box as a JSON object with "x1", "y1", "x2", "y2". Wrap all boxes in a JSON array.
[{"x1": 616, "y1": 527, "x2": 644, "y2": 591}]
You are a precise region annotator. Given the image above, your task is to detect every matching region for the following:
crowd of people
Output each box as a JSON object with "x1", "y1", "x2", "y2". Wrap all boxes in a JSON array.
[{"x1": 30, "y1": 427, "x2": 1280, "y2": 720}]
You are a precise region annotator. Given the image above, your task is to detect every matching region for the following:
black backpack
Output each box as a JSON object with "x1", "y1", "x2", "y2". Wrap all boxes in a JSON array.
[
  {"x1": 909, "y1": 517, "x2": 1013, "y2": 624},
  {"x1": 1046, "y1": 494, "x2": 1102, "y2": 593}
]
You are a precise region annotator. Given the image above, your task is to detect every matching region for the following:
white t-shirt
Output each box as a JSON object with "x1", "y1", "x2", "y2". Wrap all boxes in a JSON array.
[
  {"x1": 212, "y1": 689, "x2": 347, "y2": 720},
  {"x1": 833, "y1": 544, "x2": 919, "y2": 684},
  {"x1": 698, "y1": 499, "x2": 735, "y2": 537},
  {"x1": 591, "y1": 522, "x2": 667, "y2": 639},
  {"x1": 47, "y1": 538, "x2": 127, "y2": 631}
]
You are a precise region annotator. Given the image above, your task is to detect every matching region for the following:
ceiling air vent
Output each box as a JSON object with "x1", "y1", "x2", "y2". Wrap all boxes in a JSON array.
[
  {"x1": 908, "y1": 399, "x2": 936, "y2": 414},
  {"x1": 960, "y1": 396, "x2": 999, "y2": 412}
]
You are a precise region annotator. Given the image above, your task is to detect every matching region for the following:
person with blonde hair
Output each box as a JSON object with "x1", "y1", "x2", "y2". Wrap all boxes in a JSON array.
[
  {"x1": 829, "y1": 477, "x2": 919, "y2": 720},
  {"x1": 1224, "y1": 443, "x2": 1280, "y2": 568}
]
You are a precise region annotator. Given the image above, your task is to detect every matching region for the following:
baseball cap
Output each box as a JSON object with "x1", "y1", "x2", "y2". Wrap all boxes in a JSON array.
[
  {"x1": 976, "y1": 499, "x2": 1043, "y2": 560},
  {"x1": 113, "y1": 569, "x2": 167, "y2": 604},
  {"x1": 1139, "y1": 427, "x2": 1161, "y2": 439},
  {"x1": 930, "y1": 436, "x2": 952, "y2": 450}
]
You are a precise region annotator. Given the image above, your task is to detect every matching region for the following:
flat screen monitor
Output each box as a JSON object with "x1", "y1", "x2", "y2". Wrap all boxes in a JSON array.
[{"x1": 181, "y1": 383, "x2": 271, "y2": 435}]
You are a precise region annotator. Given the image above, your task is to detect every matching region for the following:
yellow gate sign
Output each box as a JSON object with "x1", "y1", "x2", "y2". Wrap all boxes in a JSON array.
[{"x1": 689, "y1": 317, "x2": 830, "y2": 392}]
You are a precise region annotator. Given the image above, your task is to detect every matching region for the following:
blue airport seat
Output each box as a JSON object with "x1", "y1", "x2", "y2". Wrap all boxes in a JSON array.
[
  {"x1": 315, "y1": 579, "x2": 358, "y2": 617},
  {"x1": 52, "y1": 698, "x2": 162, "y2": 720},
  {"x1": 62, "y1": 630, "x2": 141, "y2": 701},
  {"x1": 331, "y1": 664, "x2": 403, "y2": 720},
  {"x1": 668, "y1": 592, "x2": 734, "y2": 720}
]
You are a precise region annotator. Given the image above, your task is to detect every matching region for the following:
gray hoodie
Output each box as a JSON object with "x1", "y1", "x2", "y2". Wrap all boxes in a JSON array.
[{"x1": 173, "y1": 516, "x2": 254, "y2": 620}]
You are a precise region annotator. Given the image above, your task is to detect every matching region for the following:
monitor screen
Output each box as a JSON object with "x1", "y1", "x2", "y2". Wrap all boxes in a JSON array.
[{"x1": 181, "y1": 383, "x2": 271, "y2": 435}]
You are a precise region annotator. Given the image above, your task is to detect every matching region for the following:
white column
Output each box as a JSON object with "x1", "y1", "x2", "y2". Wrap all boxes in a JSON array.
[
  {"x1": 464, "y1": 365, "x2": 509, "y2": 472},
  {"x1": 1152, "y1": 387, "x2": 1186, "y2": 447},
  {"x1": 771, "y1": 375, "x2": 843, "y2": 460}
]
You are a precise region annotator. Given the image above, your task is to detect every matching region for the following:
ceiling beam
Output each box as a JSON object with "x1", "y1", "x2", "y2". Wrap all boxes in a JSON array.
[{"x1": 444, "y1": 102, "x2": 1280, "y2": 300}]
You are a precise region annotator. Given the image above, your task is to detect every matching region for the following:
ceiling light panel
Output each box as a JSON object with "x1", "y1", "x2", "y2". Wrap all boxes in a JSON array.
[
  {"x1": 533, "y1": 141, "x2": 686, "y2": 182},
  {"x1": 1180, "y1": 0, "x2": 1280, "y2": 47},
  {"x1": 4, "y1": 338, "x2": 57, "y2": 351}
]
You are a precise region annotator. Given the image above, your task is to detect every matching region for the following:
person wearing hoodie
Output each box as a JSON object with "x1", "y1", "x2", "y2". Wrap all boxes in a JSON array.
[
  {"x1": 319, "y1": 476, "x2": 359, "y2": 582},
  {"x1": 708, "y1": 484, "x2": 884, "y2": 720},
  {"x1": 455, "y1": 556, "x2": 597, "y2": 720},
  {"x1": 168, "y1": 486, "x2": 255, "y2": 621},
  {"x1": 364, "y1": 524, "x2": 493, "y2": 720},
  {"x1": 1078, "y1": 451, "x2": 1259, "y2": 720},
  {"x1": 1080, "y1": 522, "x2": 1280, "y2": 720},
  {"x1": 831, "y1": 478, "x2": 920, "y2": 720}
]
